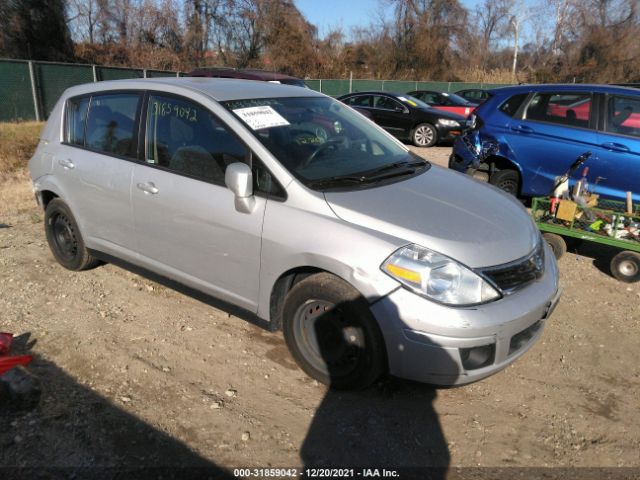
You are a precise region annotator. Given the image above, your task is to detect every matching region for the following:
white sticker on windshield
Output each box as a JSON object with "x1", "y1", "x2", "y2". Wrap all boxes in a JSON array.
[
  {"x1": 397, "y1": 96, "x2": 408, "y2": 102},
  {"x1": 233, "y1": 106, "x2": 289, "y2": 130}
]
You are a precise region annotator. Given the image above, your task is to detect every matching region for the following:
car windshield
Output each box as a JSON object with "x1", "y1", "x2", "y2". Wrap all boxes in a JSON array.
[
  {"x1": 396, "y1": 94, "x2": 431, "y2": 109},
  {"x1": 443, "y1": 92, "x2": 473, "y2": 105},
  {"x1": 223, "y1": 96, "x2": 429, "y2": 190}
]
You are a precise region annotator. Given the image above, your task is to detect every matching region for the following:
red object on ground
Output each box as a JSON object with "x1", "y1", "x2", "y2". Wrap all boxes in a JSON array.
[
  {"x1": 0, "y1": 332, "x2": 13, "y2": 355},
  {"x1": 0, "y1": 332, "x2": 33, "y2": 376}
]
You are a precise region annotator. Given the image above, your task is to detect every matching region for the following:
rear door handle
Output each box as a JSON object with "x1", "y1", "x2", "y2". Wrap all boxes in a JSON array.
[
  {"x1": 136, "y1": 182, "x2": 159, "y2": 194},
  {"x1": 601, "y1": 142, "x2": 630, "y2": 152},
  {"x1": 510, "y1": 124, "x2": 534, "y2": 133},
  {"x1": 58, "y1": 159, "x2": 75, "y2": 169}
]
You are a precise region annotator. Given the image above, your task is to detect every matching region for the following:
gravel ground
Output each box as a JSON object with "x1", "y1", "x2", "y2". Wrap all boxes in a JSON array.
[{"x1": 1, "y1": 145, "x2": 639, "y2": 478}]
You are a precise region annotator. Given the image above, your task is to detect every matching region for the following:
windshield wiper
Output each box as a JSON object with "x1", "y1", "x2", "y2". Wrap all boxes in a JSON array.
[
  {"x1": 307, "y1": 175, "x2": 367, "y2": 189},
  {"x1": 362, "y1": 160, "x2": 427, "y2": 181}
]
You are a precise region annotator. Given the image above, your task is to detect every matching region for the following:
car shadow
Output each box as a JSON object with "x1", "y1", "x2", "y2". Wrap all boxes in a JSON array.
[
  {"x1": 1, "y1": 333, "x2": 234, "y2": 479},
  {"x1": 563, "y1": 238, "x2": 622, "y2": 279},
  {"x1": 300, "y1": 299, "x2": 454, "y2": 479}
]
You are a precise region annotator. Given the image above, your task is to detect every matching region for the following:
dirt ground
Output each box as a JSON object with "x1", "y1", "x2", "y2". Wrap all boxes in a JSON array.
[{"x1": 1, "y1": 145, "x2": 639, "y2": 478}]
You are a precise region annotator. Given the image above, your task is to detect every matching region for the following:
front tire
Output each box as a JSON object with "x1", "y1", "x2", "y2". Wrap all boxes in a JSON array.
[
  {"x1": 411, "y1": 123, "x2": 438, "y2": 147},
  {"x1": 282, "y1": 273, "x2": 386, "y2": 390},
  {"x1": 543, "y1": 233, "x2": 566, "y2": 259},
  {"x1": 44, "y1": 199, "x2": 100, "y2": 271},
  {"x1": 489, "y1": 168, "x2": 520, "y2": 196}
]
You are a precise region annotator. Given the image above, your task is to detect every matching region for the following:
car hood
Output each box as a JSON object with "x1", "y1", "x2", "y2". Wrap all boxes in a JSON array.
[{"x1": 324, "y1": 166, "x2": 538, "y2": 268}]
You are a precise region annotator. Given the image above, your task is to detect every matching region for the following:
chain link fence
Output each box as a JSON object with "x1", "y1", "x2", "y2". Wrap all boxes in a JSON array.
[{"x1": 0, "y1": 58, "x2": 512, "y2": 122}]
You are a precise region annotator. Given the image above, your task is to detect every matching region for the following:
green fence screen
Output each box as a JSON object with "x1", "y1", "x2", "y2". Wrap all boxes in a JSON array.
[
  {"x1": 36, "y1": 63, "x2": 94, "y2": 119},
  {"x1": 0, "y1": 58, "x2": 514, "y2": 122},
  {"x1": 0, "y1": 60, "x2": 35, "y2": 121}
]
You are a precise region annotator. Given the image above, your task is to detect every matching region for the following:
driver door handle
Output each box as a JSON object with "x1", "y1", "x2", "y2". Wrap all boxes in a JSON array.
[
  {"x1": 510, "y1": 124, "x2": 534, "y2": 134},
  {"x1": 601, "y1": 142, "x2": 630, "y2": 152},
  {"x1": 136, "y1": 182, "x2": 159, "y2": 194},
  {"x1": 58, "y1": 158, "x2": 75, "y2": 169}
]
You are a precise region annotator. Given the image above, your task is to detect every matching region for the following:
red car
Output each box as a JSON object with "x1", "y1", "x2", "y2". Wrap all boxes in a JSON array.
[{"x1": 408, "y1": 90, "x2": 476, "y2": 117}]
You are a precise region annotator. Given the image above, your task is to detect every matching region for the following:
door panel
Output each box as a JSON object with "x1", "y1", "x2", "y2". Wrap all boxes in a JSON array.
[
  {"x1": 57, "y1": 93, "x2": 139, "y2": 253},
  {"x1": 132, "y1": 92, "x2": 266, "y2": 310},
  {"x1": 370, "y1": 95, "x2": 413, "y2": 137},
  {"x1": 595, "y1": 94, "x2": 640, "y2": 202},
  {"x1": 131, "y1": 165, "x2": 265, "y2": 310},
  {"x1": 504, "y1": 92, "x2": 600, "y2": 196}
]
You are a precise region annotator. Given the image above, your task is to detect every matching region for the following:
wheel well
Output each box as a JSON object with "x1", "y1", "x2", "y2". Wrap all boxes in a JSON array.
[
  {"x1": 269, "y1": 267, "x2": 326, "y2": 331},
  {"x1": 40, "y1": 190, "x2": 58, "y2": 209},
  {"x1": 485, "y1": 155, "x2": 520, "y2": 175}
]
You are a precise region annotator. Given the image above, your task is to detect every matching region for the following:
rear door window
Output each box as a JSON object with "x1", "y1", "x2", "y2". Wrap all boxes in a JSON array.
[
  {"x1": 524, "y1": 92, "x2": 592, "y2": 128},
  {"x1": 344, "y1": 95, "x2": 371, "y2": 108},
  {"x1": 605, "y1": 95, "x2": 640, "y2": 138},
  {"x1": 145, "y1": 94, "x2": 248, "y2": 185},
  {"x1": 499, "y1": 93, "x2": 528, "y2": 117},
  {"x1": 85, "y1": 93, "x2": 141, "y2": 157}
]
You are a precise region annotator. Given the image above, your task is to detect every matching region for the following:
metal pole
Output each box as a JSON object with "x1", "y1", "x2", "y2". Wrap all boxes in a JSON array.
[
  {"x1": 28, "y1": 61, "x2": 41, "y2": 122},
  {"x1": 319, "y1": 79, "x2": 322, "y2": 94},
  {"x1": 382, "y1": 80, "x2": 385, "y2": 91},
  {"x1": 92, "y1": 64, "x2": 97, "y2": 82},
  {"x1": 176, "y1": 71, "x2": 180, "y2": 78},
  {"x1": 143, "y1": 69, "x2": 147, "y2": 78},
  {"x1": 349, "y1": 71, "x2": 353, "y2": 93}
]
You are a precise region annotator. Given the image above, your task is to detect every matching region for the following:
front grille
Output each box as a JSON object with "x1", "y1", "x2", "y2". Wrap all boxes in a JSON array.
[{"x1": 480, "y1": 241, "x2": 545, "y2": 293}]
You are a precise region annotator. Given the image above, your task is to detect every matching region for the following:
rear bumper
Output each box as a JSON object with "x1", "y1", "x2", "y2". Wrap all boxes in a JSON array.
[{"x1": 370, "y1": 242, "x2": 560, "y2": 385}]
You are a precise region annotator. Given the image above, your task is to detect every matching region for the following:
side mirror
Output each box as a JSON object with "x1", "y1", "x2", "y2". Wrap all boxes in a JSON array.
[{"x1": 225, "y1": 162, "x2": 255, "y2": 213}]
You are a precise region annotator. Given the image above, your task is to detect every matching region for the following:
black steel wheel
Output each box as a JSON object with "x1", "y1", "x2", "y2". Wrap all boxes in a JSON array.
[
  {"x1": 44, "y1": 199, "x2": 100, "y2": 271},
  {"x1": 489, "y1": 169, "x2": 520, "y2": 196}
]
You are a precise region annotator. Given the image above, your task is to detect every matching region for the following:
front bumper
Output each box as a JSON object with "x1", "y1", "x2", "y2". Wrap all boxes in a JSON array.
[
  {"x1": 370, "y1": 242, "x2": 560, "y2": 385},
  {"x1": 436, "y1": 125, "x2": 463, "y2": 143}
]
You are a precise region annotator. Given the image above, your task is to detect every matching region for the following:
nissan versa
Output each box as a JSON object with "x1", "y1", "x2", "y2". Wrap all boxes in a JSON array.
[{"x1": 28, "y1": 78, "x2": 560, "y2": 389}]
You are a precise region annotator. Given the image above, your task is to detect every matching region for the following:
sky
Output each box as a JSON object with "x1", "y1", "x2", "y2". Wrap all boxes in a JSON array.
[
  {"x1": 294, "y1": 0, "x2": 392, "y2": 37},
  {"x1": 294, "y1": 0, "x2": 482, "y2": 39}
]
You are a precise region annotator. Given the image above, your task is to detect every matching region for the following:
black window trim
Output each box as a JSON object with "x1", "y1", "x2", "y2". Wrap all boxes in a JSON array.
[
  {"x1": 62, "y1": 89, "x2": 144, "y2": 163},
  {"x1": 601, "y1": 92, "x2": 640, "y2": 141},
  {"x1": 139, "y1": 90, "x2": 287, "y2": 201},
  {"x1": 518, "y1": 90, "x2": 598, "y2": 132}
]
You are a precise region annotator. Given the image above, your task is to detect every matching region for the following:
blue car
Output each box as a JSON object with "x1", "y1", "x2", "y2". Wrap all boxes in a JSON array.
[{"x1": 449, "y1": 84, "x2": 640, "y2": 203}]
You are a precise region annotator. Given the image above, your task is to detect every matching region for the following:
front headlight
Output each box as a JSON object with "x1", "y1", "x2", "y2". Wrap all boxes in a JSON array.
[
  {"x1": 381, "y1": 244, "x2": 501, "y2": 306},
  {"x1": 438, "y1": 119, "x2": 460, "y2": 127}
]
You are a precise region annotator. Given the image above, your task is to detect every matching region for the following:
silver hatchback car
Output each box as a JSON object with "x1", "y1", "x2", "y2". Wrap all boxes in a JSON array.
[{"x1": 29, "y1": 78, "x2": 560, "y2": 389}]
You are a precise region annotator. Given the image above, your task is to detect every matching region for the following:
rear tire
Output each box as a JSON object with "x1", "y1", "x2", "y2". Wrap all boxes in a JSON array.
[
  {"x1": 44, "y1": 199, "x2": 100, "y2": 271},
  {"x1": 282, "y1": 273, "x2": 386, "y2": 390},
  {"x1": 543, "y1": 233, "x2": 567, "y2": 259},
  {"x1": 489, "y1": 168, "x2": 520, "y2": 196},
  {"x1": 610, "y1": 251, "x2": 640, "y2": 283},
  {"x1": 411, "y1": 123, "x2": 437, "y2": 147}
]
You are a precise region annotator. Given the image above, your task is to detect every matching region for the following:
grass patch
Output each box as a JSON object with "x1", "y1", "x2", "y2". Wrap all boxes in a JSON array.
[
  {"x1": 0, "y1": 122, "x2": 43, "y2": 175},
  {"x1": 0, "y1": 122, "x2": 43, "y2": 217}
]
